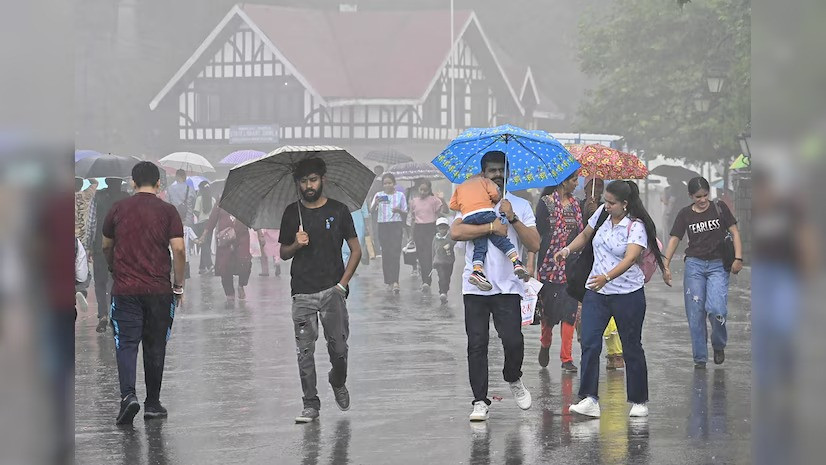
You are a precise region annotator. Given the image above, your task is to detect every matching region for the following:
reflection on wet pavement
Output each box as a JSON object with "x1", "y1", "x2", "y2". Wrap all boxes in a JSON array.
[{"x1": 76, "y1": 261, "x2": 750, "y2": 464}]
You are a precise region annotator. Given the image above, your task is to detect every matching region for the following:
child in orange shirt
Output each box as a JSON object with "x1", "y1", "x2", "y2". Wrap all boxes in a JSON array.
[{"x1": 449, "y1": 175, "x2": 528, "y2": 291}]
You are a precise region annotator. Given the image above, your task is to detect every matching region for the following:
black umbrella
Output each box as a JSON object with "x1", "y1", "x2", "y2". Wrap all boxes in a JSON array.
[
  {"x1": 364, "y1": 149, "x2": 413, "y2": 166},
  {"x1": 75, "y1": 153, "x2": 141, "y2": 179},
  {"x1": 649, "y1": 165, "x2": 702, "y2": 182},
  {"x1": 219, "y1": 146, "x2": 375, "y2": 229}
]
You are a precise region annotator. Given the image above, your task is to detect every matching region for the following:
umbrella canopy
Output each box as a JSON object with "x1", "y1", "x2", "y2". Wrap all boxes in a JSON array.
[
  {"x1": 364, "y1": 149, "x2": 413, "y2": 166},
  {"x1": 209, "y1": 178, "x2": 226, "y2": 197},
  {"x1": 159, "y1": 152, "x2": 215, "y2": 174},
  {"x1": 566, "y1": 144, "x2": 648, "y2": 180},
  {"x1": 219, "y1": 146, "x2": 375, "y2": 229},
  {"x1": 186, "y1": 175, "x2": 210, "y2": 190},
  {"x1": 219, "y1": 150, "x2": 266, "y2": 166},
  {"x1": 75, "y1": 153, "x2": 140, "y2": 178},
  {"x1": 730, "y1": 153, "x2": 750, "y2": 170},
  {"x1": 432, "y1": 124, "x2": 580, "y2": 191},
  {"x1": 387, "y1": 161, "x2": 444, "y2": 182},
  {"x1": 75, "y1": 149, "x2": 101, "y2": 162}
]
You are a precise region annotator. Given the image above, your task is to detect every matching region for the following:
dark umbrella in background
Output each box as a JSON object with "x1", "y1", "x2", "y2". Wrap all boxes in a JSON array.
[
  {"x1": 219, "y1": 146, "x2": 375, "y2": 229},
  {"x1": 387, "y1": 161, "x2": 445, "y2": 182},
  {"x1": 364, "y1": 148, "x2": 413, "y2": 166},
  {"x1": 649, "y1": 165, "x2": 702, "y2": 183},
  {"x1": 75, "y1": 149, "x2": 101, "y2": 162},
  {"x1": 75, "y1": 153, "x2": 141, "y2": 178}
]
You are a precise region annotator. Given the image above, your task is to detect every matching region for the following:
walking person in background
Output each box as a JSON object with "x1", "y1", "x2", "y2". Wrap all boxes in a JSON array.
[
  {"x1": 554, "y1": 180, "x2": 664, "y2": 418},
  {"x1": 279, "y1": 158, "x2": 361, "y2": 423},
  {"x1": 581, "y1": 177, "x2": 624, "y2": 370},
  {"x1": 532, "y1": 172, "x2": 581, "y2": 374},
  {"x1": 371, "y1": 173, "x2": 407, "y2": 294},
  {"x1": 256, "y1": 229, "x2": 282, "y2": 277},
  {"x1": 91, "y1": 177, "x2": 129, "y2": 333},
  {"x1": 167, "y1": 169, "x2": 195, "y2": 226},
  {"x1": 409, "y1": 180, "x2": 448, "y2": 293},
  {"x1": 662, "y1": 176, "x2": 743, "y2": 368},
  {"x1": 101, "y1": 161, "x2": 185, "y2": 425},
  {"x1": 432, "y1": 216, "x2": 456, "y2": 304},
  {"x1": 193, "y1": 180, "x2": 215, "y2": 274},
  {"x1": 198, "y1": 203, "x2": 252, "y2": 304},
  {"x1": 449, "y1": 150, "x2": 540, "y2": 422}
]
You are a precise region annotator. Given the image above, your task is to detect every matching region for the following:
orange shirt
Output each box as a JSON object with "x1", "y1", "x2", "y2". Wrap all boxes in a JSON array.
[{"x1": 449, "y1": 176, "x2": 501, "y2": 216}]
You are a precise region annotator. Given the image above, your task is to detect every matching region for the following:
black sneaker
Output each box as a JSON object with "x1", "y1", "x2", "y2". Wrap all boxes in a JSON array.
[
  {"x1": 538, "y1": 346, "x2": 550, "y2": 368},
  {"x1": 96, "y1": 317, "x2": 108, "y2": 333},
  {"x1": 143, "y1": 402, "x2": 168, "y2": 420},
  {"x1": 468, "y1": 270, "x2": 493, "y2": 291},
  {"x1": 116, "y1": 394, "x2": 140, "y2": 425},
  {"x1": 513, "y1": 260, "x2": 530, "y2": 280},
  {"x1": 713, "y1": 349, "x2": 725, "y2": 365},
  {"x1": 562, "y1": 361, "x2": 578, "y2": 373},
  {"x1": 332, "y1": 384, "x2": 350, "y2": 411}
]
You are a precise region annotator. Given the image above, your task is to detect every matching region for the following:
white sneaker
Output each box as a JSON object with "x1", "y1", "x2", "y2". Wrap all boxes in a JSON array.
[
  {"x1": 509, "y1": 378, "x2": 532, "y2": 410},
  {"x1": 439, "y1": 293, "x2": 448, "y2": 303},
  {"x1": 569, "y1": 397, "x2": 601, "y2": 417},
  {"x1": 629, "y1": 403, "x2": 649, "y2": 417},
  {"x1": 469, "y1": 401, "x2": 489, "y2": 421},
  {"x1": 75, "y1": 292, "x2": 88, "y2": 313}
]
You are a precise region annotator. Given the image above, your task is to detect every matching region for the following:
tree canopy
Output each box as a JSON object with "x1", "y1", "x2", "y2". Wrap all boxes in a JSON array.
[{"x1": 575, "y1": 0, "x2": 750, "y2": 163}]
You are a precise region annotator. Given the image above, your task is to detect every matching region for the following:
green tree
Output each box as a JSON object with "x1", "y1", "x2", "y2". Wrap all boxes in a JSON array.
[{"x1": 575, "y1": 0, "x2": 750, "y2": 163}]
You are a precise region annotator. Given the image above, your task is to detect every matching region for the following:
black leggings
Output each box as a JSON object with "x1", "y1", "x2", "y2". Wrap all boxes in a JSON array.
[
  {"x1": 413, "y1": 223, "x2": 437, "y2": 285},
  {"x1": 220, "y1": 268, "x2": 251, "y2": 297},
  {"x1": 377, "y1": 222, "x2": 403, "y2": 285}
]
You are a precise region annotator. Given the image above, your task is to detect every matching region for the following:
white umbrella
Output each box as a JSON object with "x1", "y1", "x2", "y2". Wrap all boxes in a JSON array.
[{"x1": 159, "y1": 151, "x2": 215, "y2": 174}]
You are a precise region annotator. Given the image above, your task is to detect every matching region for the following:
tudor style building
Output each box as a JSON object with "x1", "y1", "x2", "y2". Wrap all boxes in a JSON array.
[{"x1": 148, "y1": 4, "x2": 566, "y2": 162}]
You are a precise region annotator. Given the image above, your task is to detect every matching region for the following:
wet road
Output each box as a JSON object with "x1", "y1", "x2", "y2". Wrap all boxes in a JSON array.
[{"x1": 75, "y1": 258, "x2": 751, "y2": 464}]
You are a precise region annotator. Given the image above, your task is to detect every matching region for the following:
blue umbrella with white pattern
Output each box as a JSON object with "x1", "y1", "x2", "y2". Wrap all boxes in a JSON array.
[{"x1": 431, "y1": 124, "x2": 581, "y2": 192}]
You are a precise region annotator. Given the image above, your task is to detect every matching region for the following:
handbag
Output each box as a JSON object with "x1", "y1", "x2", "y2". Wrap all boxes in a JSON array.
[
  {"x1": 713, "y1": 201, "x2": 736, "y2": 272},
  {"x1": 402, "y1": 240, "x2": 418, "y2": 266},
  {"x1": 566, "y1": 210, "x2": 610, "y2": 302},
  {"x1": 216, "y1": 216, "x2": 238, "y2": 248}
]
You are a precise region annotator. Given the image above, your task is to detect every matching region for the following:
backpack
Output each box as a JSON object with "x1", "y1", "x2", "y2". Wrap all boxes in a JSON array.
[{"x1": 627, "y1": 220, "x2": 662, "y2": 283}]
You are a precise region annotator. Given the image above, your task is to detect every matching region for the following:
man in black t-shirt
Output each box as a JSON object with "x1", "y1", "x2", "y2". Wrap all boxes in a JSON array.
[{"x1": 279, "y1": 158, "x2": 361, "y2": 424}]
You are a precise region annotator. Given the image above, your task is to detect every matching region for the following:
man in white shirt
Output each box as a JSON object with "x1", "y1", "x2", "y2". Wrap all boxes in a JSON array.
[{"x1": 449, "y1": 151, "x2": 541, "y2": 422}]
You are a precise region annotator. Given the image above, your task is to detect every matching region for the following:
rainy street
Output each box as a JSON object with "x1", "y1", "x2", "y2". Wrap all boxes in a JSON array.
[{"x1": 74, "y1": 259, "x2": 751, "y2": 465}]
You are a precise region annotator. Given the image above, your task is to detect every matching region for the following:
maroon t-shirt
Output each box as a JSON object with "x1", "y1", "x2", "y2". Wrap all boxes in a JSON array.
[{"x1": 102, "y1": 193, "x2": 184, "y2": 295}]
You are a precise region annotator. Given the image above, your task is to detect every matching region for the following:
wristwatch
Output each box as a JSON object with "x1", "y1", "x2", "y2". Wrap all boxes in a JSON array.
[{"x1": 508, "y1": 214, "x2": 520, "y2": 225}]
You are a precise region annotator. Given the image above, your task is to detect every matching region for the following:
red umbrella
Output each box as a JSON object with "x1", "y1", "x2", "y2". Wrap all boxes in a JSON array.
[{"x1": 565, "y1": 144, "x2": 648, "y2": 180}]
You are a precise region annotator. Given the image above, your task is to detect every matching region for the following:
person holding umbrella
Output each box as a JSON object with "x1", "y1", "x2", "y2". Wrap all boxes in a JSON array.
[{"x1": 278, "y1": 158, "x2": 361, "y2": 423}]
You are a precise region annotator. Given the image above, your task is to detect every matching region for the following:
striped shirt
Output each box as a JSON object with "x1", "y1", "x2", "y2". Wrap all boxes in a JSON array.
[{"x1": 372, "y1": 191, "x2": 408, "y2": 223}]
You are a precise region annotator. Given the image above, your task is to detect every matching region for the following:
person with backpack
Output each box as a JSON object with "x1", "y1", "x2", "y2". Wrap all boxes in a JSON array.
[
  {"x1": 553, "y1": 180, "x2": 665, "y2": 418},
  {"x1": 662, "y1": 176, "x2": 743, "y2": 368}
]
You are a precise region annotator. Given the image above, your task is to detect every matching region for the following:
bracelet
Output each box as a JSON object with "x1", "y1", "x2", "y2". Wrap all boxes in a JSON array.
[
  {"x1": 734, "y1": 258, "x2": 743, "y2": 261},
  {"x1": 489, "y1": 222, "x2": 493, "y2": 232},
  {"x1": 603, "y1": 274, "x2": 612, "y2": 282},
  {"x1": 336, "y1": 283, "x2": 347, "y2": 292},
  {"x1": 562, "y1": 247, "x2": 571, "y2": 257}
]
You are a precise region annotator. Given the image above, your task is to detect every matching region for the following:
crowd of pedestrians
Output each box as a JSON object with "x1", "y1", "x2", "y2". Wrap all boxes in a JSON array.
[{"x1": 74, "y1": 153, "x2": 742, "y2": 426}]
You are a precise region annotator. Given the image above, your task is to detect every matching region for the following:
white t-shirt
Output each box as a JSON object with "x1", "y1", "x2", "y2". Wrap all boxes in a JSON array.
[
  {"x1": 459, "y1": 193, "x2": 537, "y2": 296},
  {"x1": 588, "y1": 205, "x2": 648, "y2": 295}
]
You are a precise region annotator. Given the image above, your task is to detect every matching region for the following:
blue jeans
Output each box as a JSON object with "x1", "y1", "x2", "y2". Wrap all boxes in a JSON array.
[
  {"x1": 579, "y1": 288, "x2": 648, "y2": 403},
  {"x1": 463, "y1": 211, "x2": 516, "y2": 267},
  {"x1": 683, "y1": 258, "x2": 729, "y2": 363}
]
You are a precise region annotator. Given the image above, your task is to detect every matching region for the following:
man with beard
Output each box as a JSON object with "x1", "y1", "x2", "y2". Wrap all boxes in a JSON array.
[
  {"x1": 449, "y1": 150, "x2": 540, "y2": 422},
  {"x1": 279, "y1": 158, "x2": 361, "y2": 423}
]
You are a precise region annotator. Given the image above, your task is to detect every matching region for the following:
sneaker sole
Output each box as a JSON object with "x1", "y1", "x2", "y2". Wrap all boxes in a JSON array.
[
  {"x1": 570, "y1": 407, "x2": 600, "y2": 418},
  {"x1": 116, "y1": 402, "x2": 140, "y2": 425},
  {"x1": 295, "y1": 416, "x2": 317, "y2": 423},
  {"x1": 468, "y1": 276, "x2": 493, "y2": 291},
  {"x1": 143, "y1": 411, "x2": 168, "y2": 420},
  {"x1": 469, "y1": 416, "x2": 488, "y2": 422}
]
